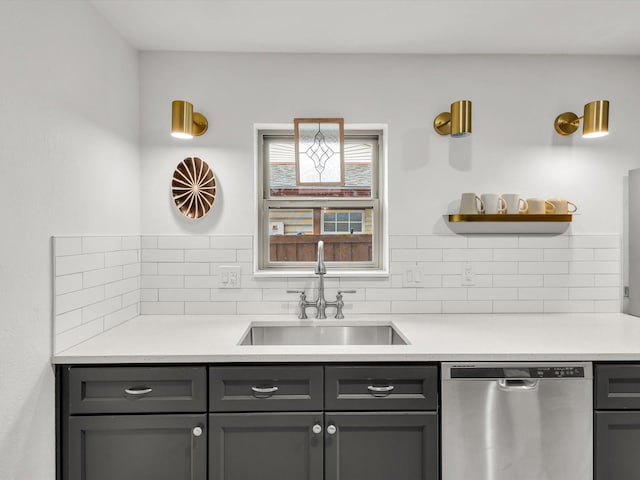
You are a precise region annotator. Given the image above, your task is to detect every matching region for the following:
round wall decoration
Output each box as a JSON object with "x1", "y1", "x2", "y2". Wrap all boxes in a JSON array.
[{"x1": 171, "y1": 157, "x2": 217, "y2": 218}]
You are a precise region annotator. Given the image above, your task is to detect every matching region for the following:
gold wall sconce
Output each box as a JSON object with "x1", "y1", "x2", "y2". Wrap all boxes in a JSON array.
[
  {"x1": 554, "y1": 100, "x2": 609, "y2": 138},
  {"x1": 171, "y1": 100, "x2": 208, "y2": 139},
  {"x1": 434, "y1": 100, "x2": 472, "y2": 137}
]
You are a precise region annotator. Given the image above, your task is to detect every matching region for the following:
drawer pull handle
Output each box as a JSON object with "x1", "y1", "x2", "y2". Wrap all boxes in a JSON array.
[
  {"x1": 124, "y1": 387, "x2": 153, "y2": 396},
  {"x1": 367, "y1": 385, "x2": 395, "y2": 396},
  {"x1": 251, "y1": 386, "x2": 279, "y2": 396}
]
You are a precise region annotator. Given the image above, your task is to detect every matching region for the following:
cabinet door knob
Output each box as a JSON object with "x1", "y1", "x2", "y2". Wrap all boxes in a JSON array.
[
  {"x1": 192, "y1": 426, "x2": 203, "y2": 437},
  {"x1": 312, "y1": 424, "x2": 322, "y2": 434},
  {"x1": 326, "y1": 425, "x2": 337, "y2": 435}
]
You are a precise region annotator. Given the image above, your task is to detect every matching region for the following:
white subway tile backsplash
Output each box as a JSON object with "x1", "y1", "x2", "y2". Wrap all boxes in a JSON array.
[
  {"x1": 443, "y1": 300, "x2": 492, "y2": 314},
  {"x1": 595, "y1": 275, "x2": 621, "y2": 287},
  {"x1": 157, "y1": 236, "x2": 210, "y2": 249},
  {"x1": 141, "y1": 275, "x2": 184, "y2": 289},
  {"x1": 54, "y1": 237, "x2": 82, "y2": 256},
  {"x1": 185, "y1": 302, "x2": 237, "y2": 315},
  {"x1": 544, "y1": 274, "x2": 594, "y2": 287},
  {"x1": 392, "y1": 249, "x2": 442, "y2": 262},
  {"x1": 594, "y1": 249, "x2": 621, "y2": 261},
  {"x1": 544, "y1": 300, "x2": 594, "y2": 313},
  {"x1": 468, "y1": 288, "x2": 518, "y2": 301},
  {"x1": 140, "y1": 301, "x2": 185, "y2": 314},
  {"x1": 392, "y1": 301, "x2": 442, "y2": 314},
  {"x1": 56, "y1": 286, "x2": 105, "y2": 315},
  {"x1": 83, "y1": 266, "x2": 123, "y2": 288},
  {"x1": 518, "y1": 262, "x2": 568, "y2": 274},
  {"x1": 417, "y1": 235, "x2": 467, "y2": 249},
  {"x1": 544, "y1": 249, "x2": 594, "y2": 262},
  {"x1": 185, "y1": 249, "x2": 236, "y2": 262},
  {"x1": 418, "y1": 288, "x2": 467, "y2": 301},
  {"x1": 570, "y1": 261, "x2": 620, "y2": 274},
  {"x1": 105, "y1": 249, "x2": 138, "y2": 267},
  {"x1": 104, "y1": 304, "x2": 138, "y2": 330},
  {"x1": 157, "y1": 262, "x2": 210, "y2": 276},
  {"x1": 519, "y1": 287, "x2": 568, "y2": 300},
  {"x1": 493, "y1": 249, "x2": 543, "y2": 262},
  {"x1": 55, "y1": 309, "x2": 82, "y2": 334},
  {"x1": 569, "y1": 287, "x2": 620, "y2": 300},
  {"x1": 55, "y1": 318, "x2": 104, "y2": 353},
  {"x1": 365, "y1": 288, "x2": 416, "y2": 301},
  {"x1": 82, "y1": 236, "x2": 122, "y2": 253},
  {"x1": 493, "y1": 275, "x2": 543, "y2": 287},
  {"x1": 570, "y1": 235, "x2": 620, "y2": 249},
  {"x1": 493, "y1": 300, "x2": 543, "y2": 313},
  {"x1": 159, "y1": 289, "x2": 211, "y2": 302},
  {"x1": 82, "y1": 297, "x2": 122, "y2": 323},
  {"x1": 141, "y1": 236, "x2": 158, "y2": 249},
  {"x1": 390, "y1": 235, "x2": 417, "y2": 249},
  {"x1": 211, "y1": 236, "x2": 253, "y2": 249},
  {"x1": 519, "y1": 235, "x2": 569, "y2": 248},
  {"x1": 467, "y1": 236, "x2": 518, "y2": 249},
  {"x1": 141, "y1": 249, "x2": 185, "y2": 262},
  {"x1": 443, "y1": 249, "x2": 492, "y2": 262},
  {"x1": 56, "y1": 274, "x2": 83, "y2": 295},
  {"x1": 56, "y1": 253, "x2": 104, "y2": 276},
  {"x1": 54, "y1": 233, "x2": 623, "y2": 352}
]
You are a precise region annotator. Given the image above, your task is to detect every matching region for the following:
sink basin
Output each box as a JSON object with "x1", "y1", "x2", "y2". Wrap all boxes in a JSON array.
[{"x1": 239, "y1": 323, "x2": 408, "y2": 346}]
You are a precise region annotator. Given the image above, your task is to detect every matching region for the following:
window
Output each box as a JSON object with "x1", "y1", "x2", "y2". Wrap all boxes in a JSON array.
[{"x1": 257, "y1": 126, "x2": 386, "y2": 272}]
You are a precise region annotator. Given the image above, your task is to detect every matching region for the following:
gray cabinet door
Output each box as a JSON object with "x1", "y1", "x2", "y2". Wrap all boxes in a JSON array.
[
  {"x1": 325, "y1": 412, "x2": 438, "y2": 480},
  {"x1": 596, "y1": 411, "x2": 640, "y2": 480},
  {"x1": 209, "y1": 412, "x2": 323, "y2": 480},
  {"x1": 66, "y1": 414, "x2": 206, "y2": 480}
]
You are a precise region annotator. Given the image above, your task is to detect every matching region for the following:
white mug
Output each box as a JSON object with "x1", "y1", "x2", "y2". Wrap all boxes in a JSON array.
[
  {"x1": 481, "y1": 193, "x2": 506, "y2": 214},
  {"x1": 547, "y1": 198, "x2": 577, "y2": 215},
  {"x1": 526, "y1": 197, "x2": 555, "y2": 214},
  {"x1": 502, "y1": 194, "x2": 528, "y2": 214},
  {"x1": 459, "y1": 193, "x2": 485, "y2": 214}
]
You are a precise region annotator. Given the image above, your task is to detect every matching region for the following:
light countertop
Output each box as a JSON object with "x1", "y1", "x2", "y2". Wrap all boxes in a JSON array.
[{"x1": 52, "y1": 313, "x2": 640, "y2": 364}]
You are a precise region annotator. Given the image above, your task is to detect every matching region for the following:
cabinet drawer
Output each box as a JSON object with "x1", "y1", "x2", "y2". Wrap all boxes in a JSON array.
[
  {"x1": 325, "y1": 365, "x2": 438, "y2": 411},
  {"x1": 596, "y1": 364, "x2": 640, "y2": 410},
  {"x1": 210, "y1": 366, "x2": 323, "y2": 412},
  {"x1": 65, "y1": 366, "x2": 207, "y2": 414}
]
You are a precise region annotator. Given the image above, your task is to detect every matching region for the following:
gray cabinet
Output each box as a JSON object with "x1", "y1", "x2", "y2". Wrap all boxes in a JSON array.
[
  {"x1": 325, "y1": 412, "x2": 438, "y2": 480},
  {"x1": 60, "y1": 363, "x2": 438, "y2": 480},
  {"x1": 208, "y1": 364, "x2": 438, "y2": 480},
  {"x1": 61, "y1": 366, "x2": 207, "y2": 480},
  {"x1": 595, "y1": 364, "x2": 640, "y2": 480},
  {"x1": 209, "y1": 412, "x2": 324, "y2": 480}
]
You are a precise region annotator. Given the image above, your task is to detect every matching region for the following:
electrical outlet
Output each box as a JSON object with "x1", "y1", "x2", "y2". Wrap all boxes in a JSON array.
[
  {"x1": 462, "y1": 264, "x2": 475, "y2": 286},
  {"x1": 219, "y1": 265, "x2": 241, "y2": 288},
  {"x1": 403, "y1": 266, "x2": 424, "y2": 287}
]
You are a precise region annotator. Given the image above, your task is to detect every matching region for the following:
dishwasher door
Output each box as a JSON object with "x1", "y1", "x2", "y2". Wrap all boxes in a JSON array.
[{"x1": 442, "y1": 362, "x2": 593, "y2": 480}]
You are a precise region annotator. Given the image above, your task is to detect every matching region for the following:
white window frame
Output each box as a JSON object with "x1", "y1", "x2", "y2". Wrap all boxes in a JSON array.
[{"x1": 253, "y1": 124, "x2": 389, "y2": 277}]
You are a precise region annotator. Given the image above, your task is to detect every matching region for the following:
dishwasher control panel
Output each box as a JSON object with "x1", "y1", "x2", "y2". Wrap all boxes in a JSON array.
[{"x1": 450, "y1": 366, "x2": 585, "y2": 379}]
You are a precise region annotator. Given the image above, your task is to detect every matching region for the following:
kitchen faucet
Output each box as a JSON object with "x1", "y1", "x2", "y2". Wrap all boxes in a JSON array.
[{"x1": 287, "y1": 240, "x2": 355, "y2": 319}]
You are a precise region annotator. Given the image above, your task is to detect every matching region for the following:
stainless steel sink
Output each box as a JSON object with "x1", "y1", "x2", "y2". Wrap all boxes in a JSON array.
[{"x1": 239, "y1": 323, "x2": 408, "y2": 346}]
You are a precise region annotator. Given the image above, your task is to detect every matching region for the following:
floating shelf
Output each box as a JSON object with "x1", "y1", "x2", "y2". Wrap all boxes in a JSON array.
[{"x1": 445, "y1": 214, "x2": 573, "y2": 234}]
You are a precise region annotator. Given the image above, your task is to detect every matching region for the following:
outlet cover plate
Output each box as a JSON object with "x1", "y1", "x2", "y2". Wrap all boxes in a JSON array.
[{"x1": 219, "y1": 265, "x2": 242, "y2": 288}]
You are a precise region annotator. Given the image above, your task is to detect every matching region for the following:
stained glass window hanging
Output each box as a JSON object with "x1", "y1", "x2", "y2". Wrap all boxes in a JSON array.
[{"x1": 294, "y1": 118, "x2": 344, "y2": 186}]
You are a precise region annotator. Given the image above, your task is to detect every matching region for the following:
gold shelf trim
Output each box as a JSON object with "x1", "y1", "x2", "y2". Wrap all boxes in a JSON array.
[{"x1": 448, "y1": 214, "x2": 572, "y2": 223}]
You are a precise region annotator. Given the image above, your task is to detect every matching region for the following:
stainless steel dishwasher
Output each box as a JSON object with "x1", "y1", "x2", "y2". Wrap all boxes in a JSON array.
[{"x1": 442, "y1": 362, "x2": 593, "y2": 480}]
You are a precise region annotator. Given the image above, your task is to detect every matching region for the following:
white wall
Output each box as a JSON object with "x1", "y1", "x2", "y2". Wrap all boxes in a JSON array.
[
  {"x1": 140, "y1": 53, "x2": 640, "y2": 236},
  {"x1": 0, "y1": 2, "x2": 140, "y2": 479}
]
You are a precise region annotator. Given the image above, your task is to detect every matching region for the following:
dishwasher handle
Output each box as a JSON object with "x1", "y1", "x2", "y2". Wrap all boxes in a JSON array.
[{"x1": 497, "y1": 378, "x2": 539, "y2": 391}]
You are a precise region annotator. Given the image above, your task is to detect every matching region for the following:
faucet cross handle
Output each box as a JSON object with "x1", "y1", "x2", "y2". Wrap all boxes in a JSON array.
[
  {"x1": 287, "y1": 290, "x2": 309, "y2": 319},
  {"x1": 335, "y1": 290, "x2": 356, "y2": 319}
]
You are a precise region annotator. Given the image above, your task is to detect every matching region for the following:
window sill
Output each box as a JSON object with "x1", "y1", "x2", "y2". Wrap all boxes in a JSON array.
[{"x1": 252, "y1": 268, "x2": 389, "y2": 278}]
